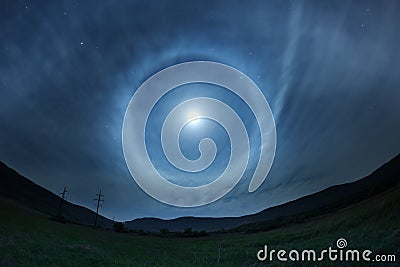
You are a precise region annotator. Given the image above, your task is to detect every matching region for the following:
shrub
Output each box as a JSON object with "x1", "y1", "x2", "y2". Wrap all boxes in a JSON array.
[
  {"x1": 160, "y1": 228, "x2": 169, "y2": 235},
  {"x1": 199, "y1": 230, "x2": 208, "y2": 237},
  {"x1": 113, "y1": 222, "x2": 128, "y2": 233}
]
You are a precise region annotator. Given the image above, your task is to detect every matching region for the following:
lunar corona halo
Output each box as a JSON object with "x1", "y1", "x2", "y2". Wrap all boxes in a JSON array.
[{"x1": 122, "y1": 61, "x2": 276, "y2": 207}]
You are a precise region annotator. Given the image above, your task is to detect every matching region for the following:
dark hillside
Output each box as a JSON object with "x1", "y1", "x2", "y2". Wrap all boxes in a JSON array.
[
  {"x1": 126, "y1": 153, "x2": 400, "y2": 232},
  {"x1": 0, "y1": 162, "x2": 113, "y2": 228}
]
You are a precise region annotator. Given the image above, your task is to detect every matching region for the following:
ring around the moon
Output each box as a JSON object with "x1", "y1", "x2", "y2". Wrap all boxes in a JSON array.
[{"x1": 122, "y1": 61, "x2": 276, "y2": 207}]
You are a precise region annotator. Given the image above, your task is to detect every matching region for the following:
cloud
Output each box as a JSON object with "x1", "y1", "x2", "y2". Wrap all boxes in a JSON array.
[{"x1": 0, "y1": 0, "x2": 399, "y2": 220}]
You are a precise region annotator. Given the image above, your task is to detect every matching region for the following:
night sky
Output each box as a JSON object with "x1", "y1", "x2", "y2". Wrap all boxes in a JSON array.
[{"x1": 1, "y1": 0, "x2": 399, "y2": 221}]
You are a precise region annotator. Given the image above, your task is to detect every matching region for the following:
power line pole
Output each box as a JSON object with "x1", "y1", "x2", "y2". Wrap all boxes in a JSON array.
[
  {"x1": 57, "y1": 186, "x2": 68, "y2": 217},
  {"x1": 93, "y1": 189, "x2": 104, "y2": 227}
]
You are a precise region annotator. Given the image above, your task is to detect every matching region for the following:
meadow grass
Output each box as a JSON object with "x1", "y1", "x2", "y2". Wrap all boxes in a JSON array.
[{"x1": 0, "y1": 185, "x2": 398, "y2": 266}]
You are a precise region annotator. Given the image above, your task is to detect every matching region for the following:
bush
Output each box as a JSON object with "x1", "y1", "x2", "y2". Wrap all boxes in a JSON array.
[
  {"x1": 160, "y1": 228, "x2": 169, "y2": 235},
  {"x1": 199, "y1": 230, "x2": 208, "y2": 237},
  {"x1": 182, "y1": 228, "x2": 209, "y2": 237},
  {"x1": 113, "y1": 222, "x2": 128, "y2": 233}
]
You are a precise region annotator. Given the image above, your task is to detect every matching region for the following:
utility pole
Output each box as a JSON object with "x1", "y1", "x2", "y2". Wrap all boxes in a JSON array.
[
  {"x1": 94, "y1": 189, "x2": 104, "y2": 227},
  {"x1": 57, "y1": 186, "x2": 68, "y2": 217}
]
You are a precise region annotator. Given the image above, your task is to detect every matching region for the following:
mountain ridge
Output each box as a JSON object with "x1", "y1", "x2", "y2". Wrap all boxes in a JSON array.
[
  {"x1": 1, "y1": 153, "x2": 399, "y2": 232},
  {"x1": 0, "y1": 161, "x2": 113, "y2": 228},
  {"x1": 125, "y1": 153, "x2": 400, "y2": 231}
]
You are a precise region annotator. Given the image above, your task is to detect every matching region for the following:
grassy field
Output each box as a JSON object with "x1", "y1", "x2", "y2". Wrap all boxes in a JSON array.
[{"x1": 0, "y1": 185, "x2": 399, "y2": 267}]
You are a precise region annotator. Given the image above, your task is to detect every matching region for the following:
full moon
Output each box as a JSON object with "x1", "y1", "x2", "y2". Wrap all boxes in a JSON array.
[
  {"x1": 187, "y1": 111, "x2": 201, "y2": 125},
  {"x1": 189, "y1": 117, "x2": 201, "y2": 124}
]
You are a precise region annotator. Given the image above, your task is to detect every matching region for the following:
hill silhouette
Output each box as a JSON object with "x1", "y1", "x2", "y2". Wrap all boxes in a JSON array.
[
  {"x1": 1, "y1": 153, "x2": 399, "y2": 232},
  {"x1": 0, "y1": 162, "x2": 113, "y2": 228},
  {"x1": 125, "y1": 153, "x2": 400, "y2": 232}
]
